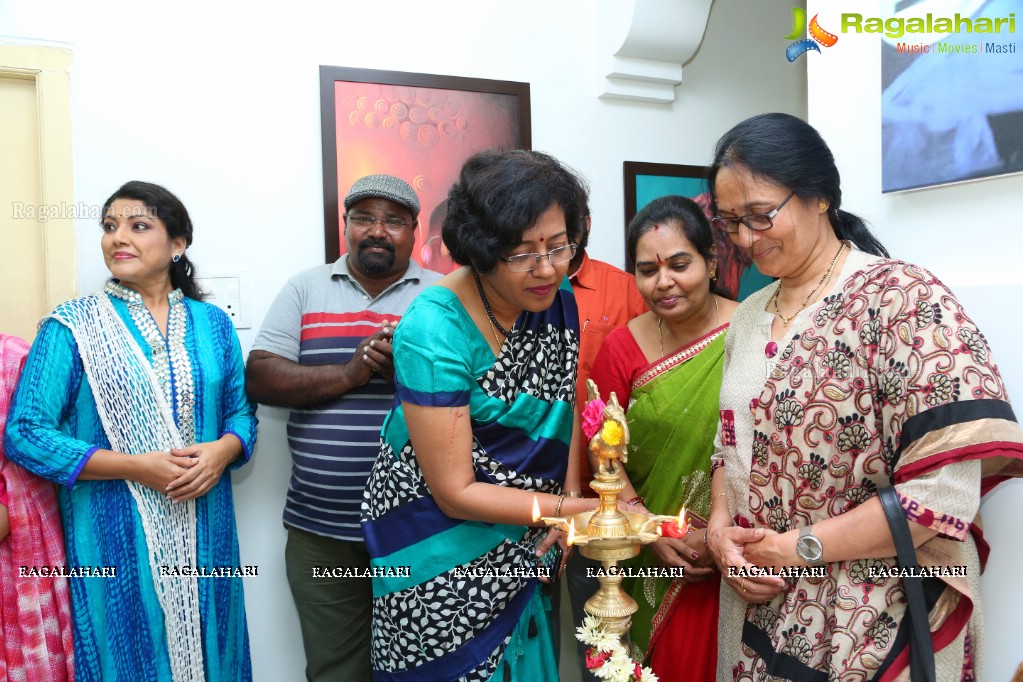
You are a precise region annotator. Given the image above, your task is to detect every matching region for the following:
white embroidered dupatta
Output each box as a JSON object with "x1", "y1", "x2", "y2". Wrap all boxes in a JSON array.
[{"x1": 52, "y1": 293, "x2": 204, "y2": 681}]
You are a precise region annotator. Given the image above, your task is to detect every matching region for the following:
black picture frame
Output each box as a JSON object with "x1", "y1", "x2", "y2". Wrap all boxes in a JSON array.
[{"x1": 320, "y1": 66, "x2": 531, "y2": 266}]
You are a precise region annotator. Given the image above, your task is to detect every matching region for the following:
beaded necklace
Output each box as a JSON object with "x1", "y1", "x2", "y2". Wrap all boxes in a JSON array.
[
  {"x1": 472, "y1": 269, "x2": 514, "y2": 338},
  {"x1": 104, "y1": 279, "x2": 195, "y2": 444}
]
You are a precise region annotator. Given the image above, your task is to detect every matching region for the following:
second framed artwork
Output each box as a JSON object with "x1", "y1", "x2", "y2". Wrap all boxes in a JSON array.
[
  {"x1": 320, "y1": 66, "x2": 531, "y2": 272},
  {"x1": 622, "y1": 161, "x2": 771, "y2": 301}
]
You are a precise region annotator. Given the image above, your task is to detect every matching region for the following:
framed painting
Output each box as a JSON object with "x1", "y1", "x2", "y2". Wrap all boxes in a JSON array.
[
  {"x1": 622, "y1": 161, "x2": 771, "y2": 301},
  {"x1": 320, "y1": 66, "x2": 531, "y2": 271}
]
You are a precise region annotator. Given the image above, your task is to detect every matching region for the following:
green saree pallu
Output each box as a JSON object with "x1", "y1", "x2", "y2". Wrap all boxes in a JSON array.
[{"x1": 621, "y1": 328, "x2": 726, "y2": 653}]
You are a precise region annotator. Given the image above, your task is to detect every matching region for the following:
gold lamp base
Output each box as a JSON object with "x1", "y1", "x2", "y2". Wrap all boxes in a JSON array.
[
  {"x1": 542, "y1": 465, "x2": 676, "y2": 637},
  {"x1": 582, "y1": 560, "x2": 638, "y2": 636},
  {"x1": 537, "y1": 381, "x2": 682, "y2": 650}
]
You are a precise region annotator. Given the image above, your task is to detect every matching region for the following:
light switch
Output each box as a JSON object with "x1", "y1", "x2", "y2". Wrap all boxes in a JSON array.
[{"x1": 197, "y1": 273, "x2": 249, "y2": 329}]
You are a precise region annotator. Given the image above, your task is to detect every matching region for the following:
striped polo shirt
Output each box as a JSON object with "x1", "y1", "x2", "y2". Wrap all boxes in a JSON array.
[{"x1": 252, "y1": 255, "x2": 441, "y2": 541}]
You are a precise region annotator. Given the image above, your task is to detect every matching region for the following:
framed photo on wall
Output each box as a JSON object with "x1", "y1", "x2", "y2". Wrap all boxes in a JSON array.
[
  {"x1": 622, "y1": 161, "x2": 771, "y2": 301},
  {"x1": 880, "y1": 0, "x2": 1023, "y2": 192},
  {"x1": 320, "y1": 66, "x2": 531, "y2": 271}
]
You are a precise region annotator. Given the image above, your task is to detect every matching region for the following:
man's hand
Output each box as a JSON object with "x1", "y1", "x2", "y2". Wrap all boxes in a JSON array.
[
  {"x1": 352, "y1": 323, "x2": 395, "y2": 384},
  {"x1": 247, "y1": 321, "x2": 398, "y2": 408}
]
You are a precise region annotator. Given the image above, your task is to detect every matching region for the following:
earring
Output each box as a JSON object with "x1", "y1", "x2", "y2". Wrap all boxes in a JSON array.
[
  {"x1": 172, "y1": 254, "x2": 181, "y2": 263},
  {"x1": 709, "y1": 262, "x2": 717, "y2": 281},
  {"x1": 819, "y1": 201, "x2": 828, "y2": 211}
]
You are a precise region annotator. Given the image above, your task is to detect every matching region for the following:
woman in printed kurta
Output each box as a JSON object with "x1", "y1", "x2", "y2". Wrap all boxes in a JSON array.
[
  {"x1": 5, "y1": 182, "x2": 256, "y2": 682},
  {"x1": 361, "y1": 150, "x2": 598, "y2": 681},
  {"x1": 705, "y1": 114, "x2": 1023, "y2": 681}
]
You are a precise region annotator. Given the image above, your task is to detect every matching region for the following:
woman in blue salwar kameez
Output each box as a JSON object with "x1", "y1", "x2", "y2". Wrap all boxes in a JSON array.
[{"x1": 5, "y1": 181, "x2": 256, "y2": 682}]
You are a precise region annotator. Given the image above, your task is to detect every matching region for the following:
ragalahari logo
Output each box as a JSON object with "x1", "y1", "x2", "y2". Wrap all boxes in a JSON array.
[{"x1": 784, "y1": 7, "x2": 839, "y2": 61}]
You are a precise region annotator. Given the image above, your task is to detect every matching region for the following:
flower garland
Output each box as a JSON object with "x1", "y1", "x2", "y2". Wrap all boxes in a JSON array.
[{"x1": 576, "y1": 615, "x2": 658, "y2": 681}]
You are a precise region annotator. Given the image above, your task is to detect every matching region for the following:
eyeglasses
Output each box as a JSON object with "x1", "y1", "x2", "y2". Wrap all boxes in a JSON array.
[
  {"x1": 711, "y1": 192, "x2": 795, "y2": 234},
  {"x1": 344, "y1": 214, "x2": 415, "y2": 235},
  {"x1": 501, "y1": 243, "x2": 577, "y2": 272}
]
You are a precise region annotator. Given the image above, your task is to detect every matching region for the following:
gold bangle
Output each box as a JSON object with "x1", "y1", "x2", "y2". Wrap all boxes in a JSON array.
[
  {"x1": 565, "y1": 491, "x2": 582, "y2": 498},
  {"x1": 713, "y1": 491, "x2": 727, "y2": 501},
  {"x1": 553, "y1": 494, "x2": 565, "y2": 517}
]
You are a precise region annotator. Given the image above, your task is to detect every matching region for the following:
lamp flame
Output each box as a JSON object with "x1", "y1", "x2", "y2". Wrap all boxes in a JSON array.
[
  {"x1": 678, "y1": 507, "x2": 688, "y2": 535},
  {"x1": 567, "y1": 518, "x2": 576, "y2": 545},
  {"x1": 532, "y1": 496, "x2": 541, "y2": 523}
]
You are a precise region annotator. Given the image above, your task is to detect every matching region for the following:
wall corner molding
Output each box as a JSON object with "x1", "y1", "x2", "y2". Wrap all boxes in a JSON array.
[{"x1": 597, "y1": 0, "x2": 713, "y2": 104}]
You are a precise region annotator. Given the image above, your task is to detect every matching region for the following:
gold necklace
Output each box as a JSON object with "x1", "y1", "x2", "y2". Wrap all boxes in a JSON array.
[
  {"x1": 770, "y1": 242, "x2": 846, "y2": 327},
  {"x1": 485, "y1": 315, "x2": 503, "y2": 349},
  {"x1": 658, "y1": 295, "x2": 720, "y2": 357}
]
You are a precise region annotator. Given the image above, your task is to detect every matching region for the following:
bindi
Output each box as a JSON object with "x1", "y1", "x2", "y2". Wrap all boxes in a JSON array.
[
  {"x1": 653, "y1": 224, "x2": 660, "y2": 231},
  {"x1": 539, "y1": 236, "x2": 544, "y2": 243},
  {"x1": 656, "y1": 254, "x2": 664, "y2": 265}
]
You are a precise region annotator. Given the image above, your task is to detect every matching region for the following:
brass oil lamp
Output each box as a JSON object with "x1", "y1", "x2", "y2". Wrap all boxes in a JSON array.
[{"x1": 536, "y1": 380, "x2": 685, "y2": 637}]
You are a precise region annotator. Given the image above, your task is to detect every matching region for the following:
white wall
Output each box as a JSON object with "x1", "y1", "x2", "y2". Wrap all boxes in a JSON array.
[
  {"x1": 808, "y1": 1, "x2": 1023, "y2": 680},
  {"x1": 0, "y1": 0, "x2": 809, "y2": 679}
]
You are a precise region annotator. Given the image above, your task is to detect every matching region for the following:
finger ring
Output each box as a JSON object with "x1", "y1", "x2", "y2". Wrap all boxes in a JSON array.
[{"x1": 740, "y1": 577, "x2": 746, "y2": 592}]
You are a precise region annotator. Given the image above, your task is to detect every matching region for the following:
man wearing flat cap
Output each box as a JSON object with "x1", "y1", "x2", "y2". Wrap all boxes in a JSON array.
[{"x1": 247, "y1": 174, "x2": 441, "y2": 681}]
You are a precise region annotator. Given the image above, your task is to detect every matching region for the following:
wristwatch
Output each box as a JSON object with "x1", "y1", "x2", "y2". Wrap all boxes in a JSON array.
[{"x1": 796, "y1": 526, "x2": 825, "y2": 566}]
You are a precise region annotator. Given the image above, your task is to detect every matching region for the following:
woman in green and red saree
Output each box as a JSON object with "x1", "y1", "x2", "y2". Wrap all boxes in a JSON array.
[{"x1": 589, "y1": 195, "x2": 738, "y2": 682}]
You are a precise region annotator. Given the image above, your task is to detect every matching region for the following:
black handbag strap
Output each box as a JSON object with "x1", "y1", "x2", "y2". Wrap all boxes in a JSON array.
[{"x1": 878, "y1": 486, "x2": 935, "y2": 682}]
